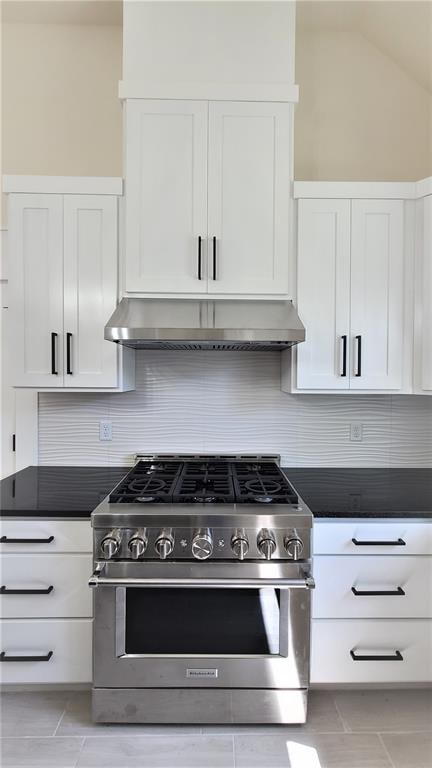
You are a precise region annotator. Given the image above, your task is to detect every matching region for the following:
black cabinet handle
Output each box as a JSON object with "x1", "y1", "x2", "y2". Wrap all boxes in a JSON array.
[
  {"x1": 350, "y1": 649, "x2": 403, "y2": 662},
  {"x1": 352, "y1": 537, "x2": 406, "y2": 547},
  {"x1": 212, "y1": 236, "x2": 217, "y2": 280},
  {"x1": 197, "y1": 236, "x2": 202, "y2": 280},
  {"x1": 1, "y1": 585, "x2": 54, "y2": 595},
  {"x1": 355, "y1": 334, "x2": 362, "y2": 376},
  {"x1": 351, "y1": 586, "x2": 405, "y2": 597},
  {"x1": 0, "y1": 651, "x2": 53, "y2": 662},
  {"x1": 1, "y1": 535, "x2": 55, "y2": 544},
  {"x1": 66, "y1": 333, "x2": 73, "y2": 375},
  {"x1": 341, "y1": 335, "x2": 347, "y2": 377},
  {"x1": 51, "y1": 332, "x2": 58, "y2": 375}
]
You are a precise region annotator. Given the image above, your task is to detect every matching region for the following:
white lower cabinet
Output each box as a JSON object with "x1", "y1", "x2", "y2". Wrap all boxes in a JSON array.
[
  {"x1": 311, "y1": 519, "x2": 432, "y2": 684},
  {"x1": 0, "y1": 554, "x2": 92, "y2": 618},
  {"x1": 313, "y1": 556, "x2": 432, "y2": 619},
  {"x1": 0, "y1": 519, "x2": 92, "y2": 685},
  {"x1": 0, "y1": 619, "x2": 92, "y2": 683},
  {"x1": 311, "y1": 620, "x2": 432, "y2": 684}
]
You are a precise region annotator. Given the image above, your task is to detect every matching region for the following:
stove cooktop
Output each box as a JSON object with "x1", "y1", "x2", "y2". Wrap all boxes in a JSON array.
[{"x1": 109, "y1": 459, "x2": 299, "y2": 506}]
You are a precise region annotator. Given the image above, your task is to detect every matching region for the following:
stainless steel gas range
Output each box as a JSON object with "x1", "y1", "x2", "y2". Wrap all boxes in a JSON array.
[{"x1": 89, "y1": 454, "x2": 314, "y2": 724}]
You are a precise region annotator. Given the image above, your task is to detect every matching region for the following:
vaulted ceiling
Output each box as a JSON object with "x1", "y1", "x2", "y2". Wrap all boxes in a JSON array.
[{"x1": 2, "y1": 0, "x2": 432, "y2": 93}]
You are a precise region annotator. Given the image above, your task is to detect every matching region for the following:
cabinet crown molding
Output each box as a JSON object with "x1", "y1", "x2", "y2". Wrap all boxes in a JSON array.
[
  {"x1": 119, "y1": 81, "x2": 299, "y2": 103},
  {"x1": 3, "y1": 176, "x2": 123, "y2": 196}
]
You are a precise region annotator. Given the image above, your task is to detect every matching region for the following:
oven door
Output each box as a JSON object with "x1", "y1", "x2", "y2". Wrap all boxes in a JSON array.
[{"x1": 90, "y1": 561, "x2": 313, "y2": 689}]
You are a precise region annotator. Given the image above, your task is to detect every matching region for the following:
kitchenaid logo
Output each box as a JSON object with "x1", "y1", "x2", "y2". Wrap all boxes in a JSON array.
[{"x1": 186, "y1": 668, "x2": 218, "y2": 678}]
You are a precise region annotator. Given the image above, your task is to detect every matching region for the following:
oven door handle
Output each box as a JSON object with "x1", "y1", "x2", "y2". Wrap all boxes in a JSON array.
[{"x1": 88, "y1": 575, "x2": 315, "y2": 590}]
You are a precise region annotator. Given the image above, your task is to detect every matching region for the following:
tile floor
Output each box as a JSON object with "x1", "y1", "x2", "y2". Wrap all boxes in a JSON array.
[{"x1": 1, "y1": 689, "x2": 431, "y2": 767}]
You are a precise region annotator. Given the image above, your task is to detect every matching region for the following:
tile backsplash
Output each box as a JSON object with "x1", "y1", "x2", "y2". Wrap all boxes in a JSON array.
[{"x1": 38, "y1": 351, "x2": 432, "y2": 467}]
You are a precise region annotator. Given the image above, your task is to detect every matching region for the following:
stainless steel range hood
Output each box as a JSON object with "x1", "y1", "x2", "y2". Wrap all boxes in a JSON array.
[{"x1": 105, "y1": 298, "x2": 305, "y2": 351}]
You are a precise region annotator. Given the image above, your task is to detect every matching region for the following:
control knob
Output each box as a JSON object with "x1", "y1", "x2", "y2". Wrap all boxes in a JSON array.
[
  {"x1": 284, "y1": 536, "x2": 304, "y2": 561},
  {"x1": 100, "y1": 529, "x2": 122, "y2": 559},
  {"x1": 128, "y1": 529, "x2": 148, "y2": 560},
  {"x1": 231, "y1": 530, "x2": 249, "y2": 561},
  {"x1": 257, "y1": 529, "x2": 276, "y2": 560},
  {"x1": 154, "y1": 529, "x2": 174, "y2": 560},
  {"x1": 192, "y1": 528, "x2": 213, "y2": 560}
]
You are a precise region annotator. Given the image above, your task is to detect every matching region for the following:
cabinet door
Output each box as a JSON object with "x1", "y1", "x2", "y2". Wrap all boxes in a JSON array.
[
  {"x1": 208, "y1": 101, "x2": 291, "y2": 295},
  {"x1": 63, "y1": 195, "x2": 118, "y2": 388},
  {"x1": 350, "y1": 200, "x2": 404, "y2": 389},
  {"x1": 296, "y1": 200, "x2": 351, "y2": 389},
  {"x1": 420, "y1": 195, "x2": 432, "y2": 391},
  {"x1": 125, "y1": 100, "x2": 208, "y2": 293},
  {"x1": 9, "y1": 194, "x2": 64, "y2": 386}
]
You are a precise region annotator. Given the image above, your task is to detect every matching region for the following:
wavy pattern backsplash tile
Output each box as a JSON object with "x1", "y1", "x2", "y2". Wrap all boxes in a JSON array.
[{"x1": 38, "y1": 351, "x2": 432, "y2": 467}]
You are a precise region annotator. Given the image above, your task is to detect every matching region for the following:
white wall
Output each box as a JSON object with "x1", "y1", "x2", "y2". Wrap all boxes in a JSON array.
[
  {"x1": 295, "y1": 26, "x2": 432, "y2": 181},
  {"x1": 38, "y1": 351, "x2": 432, "y2": 467},
  {"x1": 123, "y1": 1, "x2": 296, "y2": 87}
]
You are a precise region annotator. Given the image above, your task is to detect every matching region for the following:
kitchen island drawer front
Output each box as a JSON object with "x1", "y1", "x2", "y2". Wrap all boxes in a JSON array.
[
  {"x1": 0, "y1": 554, "x2": 92, "y2": 618},
  {"x1": 313, "y1": 556, "x2": 432, "y2": 619},
  {"x1": 0, "y1": 520, "x2": 92, "y2": 553},
  {"x1": 313, "y1": 521, "x2": 432, "y2": 555},
  {"x1": 311, "y1": 619, "x2": 432, "y2": 683},
  {"x1": 0, "y1": 619, "x2": 92, "y2": 683}
]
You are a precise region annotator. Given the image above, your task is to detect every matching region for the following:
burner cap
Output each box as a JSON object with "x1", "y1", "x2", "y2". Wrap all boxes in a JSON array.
[
  {"x1": 136, "y1": 495, "x2": 156, "y2": 503},
  {"x1": 193, "y1": 495, "x2": 217, "y2": 503},
  {"x1": 254, "y1": 495, "x2": 274, "y2": 504},
  {"x1": 129, "y1": 478, "x2": 166, "y2": 493}
]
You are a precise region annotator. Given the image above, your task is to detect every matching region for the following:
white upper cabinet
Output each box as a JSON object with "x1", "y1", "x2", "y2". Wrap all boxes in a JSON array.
[
  {"x1": 207, "y1": 101, "x2": 290, "y2": 295},
  {"x1": 8, "y1": 183, "x2": 134, "y2": 391},
  {"x1": 9, "y1": 195, "x2": 64, "y2": 387},
  {"x1": 293, "y1": 196, "x2": 405, "y2": 392},
  {"x1": 125, "y1": 100, "x2": 208, "y2": 294},
  {"x1": 124, "y1": 99, "x2": 292, "y2": 297},
  {"x1": 350, "y1": 200, "x2": 404, "y2": 389},
  {"x1": 296, "y1": 200, "x2": 351, "y2": 389},
  {"x1": 415, "y1": 194, "x2": 432, "y2": 393},
  {"x1": 63, "y1": 196, "x2": 119, "y2": 388}
]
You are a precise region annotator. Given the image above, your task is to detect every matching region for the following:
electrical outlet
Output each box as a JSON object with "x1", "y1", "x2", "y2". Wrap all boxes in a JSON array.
[
  {"x1": 99, "y1": 420, "x2": 113, "y2": 441},
  {"x1": 350, "y1": 423, "x2": 363, "y2": 442}
]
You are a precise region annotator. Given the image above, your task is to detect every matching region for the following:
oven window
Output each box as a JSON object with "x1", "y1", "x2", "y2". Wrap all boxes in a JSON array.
[{"x1": 125, "y1": 588, "x2": 280, "y2": 655}]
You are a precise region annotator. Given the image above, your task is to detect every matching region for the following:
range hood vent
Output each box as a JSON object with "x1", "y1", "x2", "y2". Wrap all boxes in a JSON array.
[{"x1": 105, "y1": 298, "x2": 305, "y2": 351}]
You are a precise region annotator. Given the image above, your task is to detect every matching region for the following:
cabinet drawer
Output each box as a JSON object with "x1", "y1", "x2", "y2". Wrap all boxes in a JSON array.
[
  {"x1": 0, "y1": 554, "x2": 92, "y2": 618},
  {"x1": 313, "y1": 556, "x2": 432, "y2": 619},
  {"x1": 311, "y1": 619, "x2": 432, "y2": 684},
  {"x1": 0, "y1": 520, "x2": 92, "y2": 553},
  {"x1": 313, "y1": 521, "x2": 432, "y2": 555},
  {"x1": 0, "y1": 618, "x2": 92, "y2": 683}
]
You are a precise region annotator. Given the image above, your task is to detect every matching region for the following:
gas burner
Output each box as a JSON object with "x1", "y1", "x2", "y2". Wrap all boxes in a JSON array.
[
  {"x1": 136, "y1": 496, "x2": 157, "y2": 503},
  {"x1": 129, "y1": 478, "x2": 166, "y2": 493},
  {"x1": 244, "y1": 479, "x2": 282, "y2": 495},
  {"x1": 193, "y1": 495, "x2": 217, "y2": 503},
  {"x1": 254, "y1": 495, "x2": 274, "y2": 504}
]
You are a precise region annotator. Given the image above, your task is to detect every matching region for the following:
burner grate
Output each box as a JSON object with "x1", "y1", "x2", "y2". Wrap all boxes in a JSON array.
[
  {"x1": 109, "y1": 461, "x2": 183, "y2": 503},
  {"x1": 108, "y1": 458, "x2": 298, "y2": 505}
]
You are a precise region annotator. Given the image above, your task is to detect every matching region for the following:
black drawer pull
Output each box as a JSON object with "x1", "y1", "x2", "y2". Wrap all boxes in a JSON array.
[
  {"x1": 350, "y1": 649, "x2": 403, "y2": 662},
  {"x1": 1, "y1": 535, "x2": 55, "y2": 544},
  {"x1": 352, "y1": 538, "x2": 406, "y2": 547},
  {"x1": 352, "y1": 586, "x2": 405, "y2": 597},
  {"x1": 0, "y1": 651, "x2": 53, "y2": 662},
  {"x1": 1, "y1": 585, "x2": 54, "y2": 595}
]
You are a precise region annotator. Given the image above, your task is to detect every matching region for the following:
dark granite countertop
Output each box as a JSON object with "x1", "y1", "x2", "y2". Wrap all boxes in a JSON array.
[
  {"x1": 0, "y1": 466, "x2": 128, "y2": 518},
  {"x1": 1, "y1": 465, "x2": 431, "y2": 520},
  {"x1": 282, "y1": 468, "x2": 432, "y2": 518}
]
